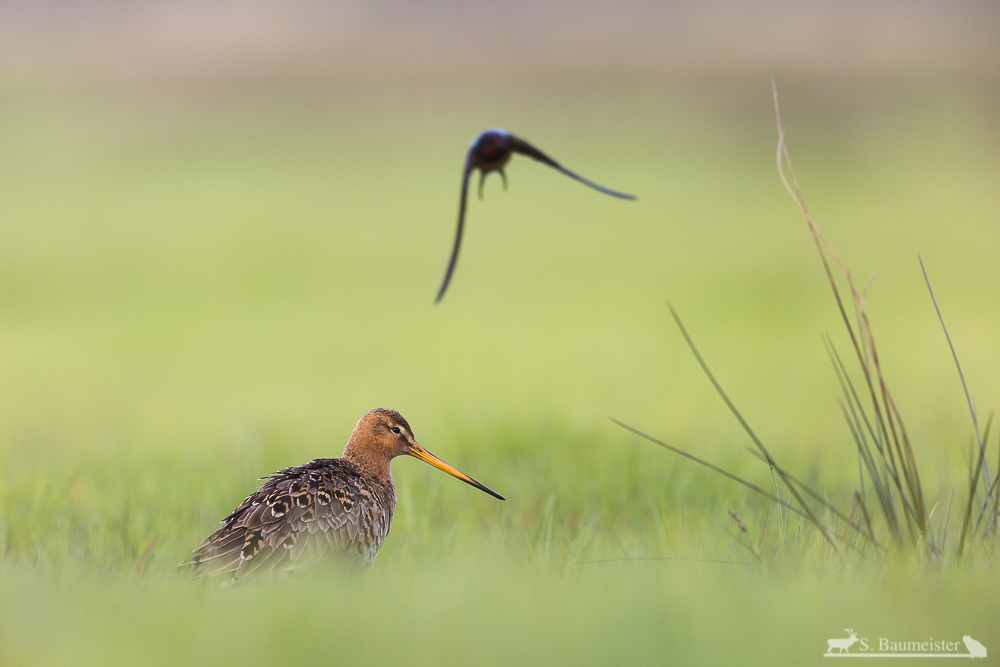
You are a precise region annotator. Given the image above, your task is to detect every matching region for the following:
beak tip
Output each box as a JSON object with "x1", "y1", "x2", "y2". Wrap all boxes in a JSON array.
[{"x1": 409, "y1": 444, "x2": 505, "y2": 501}]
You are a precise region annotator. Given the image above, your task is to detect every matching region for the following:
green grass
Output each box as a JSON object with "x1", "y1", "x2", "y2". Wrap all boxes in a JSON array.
[{"x1": 2, "y1": 73, "x2": 1000, "y2": 664}]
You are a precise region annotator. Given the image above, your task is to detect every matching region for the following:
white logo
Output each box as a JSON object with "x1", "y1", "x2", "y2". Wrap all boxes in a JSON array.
[
  {"x1": 964, "y1": 637, "x2": 988, "y2": 659},
  {"x1": 827, "y1": 629, "x2": 860, "y2": 654},
  {"x1": 823, "y1": 630, "x2": 988, "y2": 658}
]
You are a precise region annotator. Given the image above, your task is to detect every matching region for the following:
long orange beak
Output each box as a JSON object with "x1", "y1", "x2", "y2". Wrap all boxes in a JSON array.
[{"x1": 408, "y1": 443, "x2": 505, "y2": 500}]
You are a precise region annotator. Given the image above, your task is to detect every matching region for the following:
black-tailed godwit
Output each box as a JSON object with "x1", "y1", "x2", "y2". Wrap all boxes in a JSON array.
[{"x1": 184, "y1": 408, "x2": 503, "y2": 577}]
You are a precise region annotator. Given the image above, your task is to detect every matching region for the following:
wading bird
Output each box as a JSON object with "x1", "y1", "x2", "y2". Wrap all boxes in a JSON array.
[
  {"x1": 435, "y1": 128, "x2": 636, "y2": 302},
  {"x1": 184, "y1": 408, "x2": 503, "y2": 578}
]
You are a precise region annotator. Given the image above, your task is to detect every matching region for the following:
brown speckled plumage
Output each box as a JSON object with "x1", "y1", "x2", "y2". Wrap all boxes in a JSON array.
[{"x1": 184, "y1": 408, "x2": 503, "y2": 578}]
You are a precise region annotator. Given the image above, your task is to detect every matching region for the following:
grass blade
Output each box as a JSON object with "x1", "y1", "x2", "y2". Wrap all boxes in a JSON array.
[{"x1": 920, "y1": 256, "x2": 992, "y2": 504}]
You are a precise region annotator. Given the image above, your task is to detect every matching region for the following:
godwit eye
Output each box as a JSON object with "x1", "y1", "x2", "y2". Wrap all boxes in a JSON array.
[{"x1": 390, "y1": 427, "x2": 401, "y2": 435}]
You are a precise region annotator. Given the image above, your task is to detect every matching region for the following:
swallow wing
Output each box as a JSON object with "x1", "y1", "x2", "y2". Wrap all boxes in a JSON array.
[
  {"x1": 435, "y1": 156, "x2": 475, "y2": 303},
  {"x1": 509, "y1": 135, "x2": 636, "y2": 200}
]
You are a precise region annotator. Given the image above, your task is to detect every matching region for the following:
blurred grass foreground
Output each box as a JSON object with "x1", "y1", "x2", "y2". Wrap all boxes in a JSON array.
[{"x1": 3, "y1": 1, "x2": 1000, "y2": 665}]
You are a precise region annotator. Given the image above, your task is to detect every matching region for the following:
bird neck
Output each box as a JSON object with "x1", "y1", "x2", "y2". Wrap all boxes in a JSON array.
[{"x1": 342, "y1": 444, "x2": 394, "y2": 485}]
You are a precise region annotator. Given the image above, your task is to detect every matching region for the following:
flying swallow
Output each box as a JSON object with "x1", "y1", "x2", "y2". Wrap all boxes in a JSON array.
[{"x1": 435, "y1": 128, "x2": 636, "y2": 302}]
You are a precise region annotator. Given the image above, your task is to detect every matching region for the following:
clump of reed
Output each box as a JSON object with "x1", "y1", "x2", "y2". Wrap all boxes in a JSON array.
[{"x1": 615, "y1": 77, "x2": 999, "y2": 566}]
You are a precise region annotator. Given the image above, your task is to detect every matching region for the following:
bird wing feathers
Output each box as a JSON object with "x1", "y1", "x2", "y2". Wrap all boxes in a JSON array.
[
  {"x1": 435, "y1": 156, "x2": 474, "y2": 303},
  {"x1": 509, "y1": 135, "x2": 636, "y2": 200},
  {"x1": 184, "y1": 459, "x2": 394, "y2": 578}
]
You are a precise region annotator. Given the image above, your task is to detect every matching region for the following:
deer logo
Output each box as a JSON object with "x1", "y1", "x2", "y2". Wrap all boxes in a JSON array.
[{"x1": 826, "y1": 629, "x2": 860, "y2": 654}]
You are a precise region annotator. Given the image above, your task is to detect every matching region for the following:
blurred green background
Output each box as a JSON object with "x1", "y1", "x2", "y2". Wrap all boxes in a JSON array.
[{"x1": 2, "y1": 2, "x2": 1000, "y2": 664}]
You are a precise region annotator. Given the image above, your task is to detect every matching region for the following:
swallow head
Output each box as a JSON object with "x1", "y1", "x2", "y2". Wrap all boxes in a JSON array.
[{"x1": 469, "y1": 128, "x2": 513, "y2": 170}]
